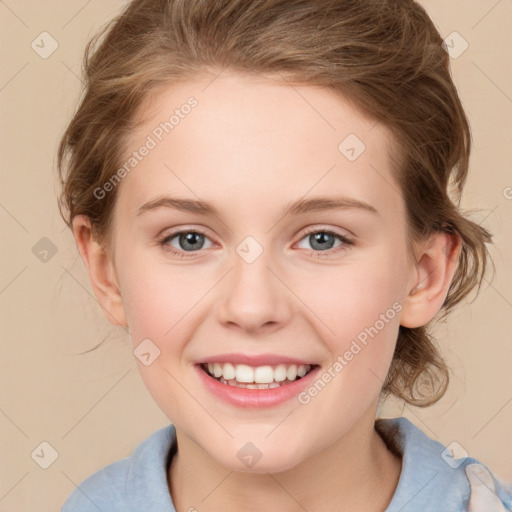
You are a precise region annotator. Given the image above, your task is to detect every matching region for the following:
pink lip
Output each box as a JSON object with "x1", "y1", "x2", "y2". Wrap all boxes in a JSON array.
[
  {"x1": 195, "y1": 364, "x2": 320, "y2": 408},
  {"x1": 195, "y1": 353, "x2": 315, "y2": 366}
]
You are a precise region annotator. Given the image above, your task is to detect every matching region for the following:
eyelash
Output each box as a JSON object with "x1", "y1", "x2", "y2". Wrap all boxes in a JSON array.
[{"x1": 157, "y1": 226, "x2": 354, "y2": 259}]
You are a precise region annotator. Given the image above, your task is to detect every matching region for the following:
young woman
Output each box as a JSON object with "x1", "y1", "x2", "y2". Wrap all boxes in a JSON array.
[{"x1": 58, "y1": 1, "x2": 512, "y2": 510}]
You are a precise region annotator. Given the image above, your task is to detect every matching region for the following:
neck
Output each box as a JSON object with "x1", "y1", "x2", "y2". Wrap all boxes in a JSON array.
[{"x1": 168, "y1": 413, "x2": 402, "y2": 512}]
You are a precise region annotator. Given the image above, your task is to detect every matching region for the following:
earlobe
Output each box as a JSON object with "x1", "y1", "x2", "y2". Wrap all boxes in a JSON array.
[
  {"x1": 71, "y1": 215, "x2": 128, "y2": 328},
  {"x1": 400, "y1": 231, "x2": 462, "y2": 328}
]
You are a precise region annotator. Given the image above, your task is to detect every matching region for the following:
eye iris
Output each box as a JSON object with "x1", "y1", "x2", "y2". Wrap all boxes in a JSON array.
[
  {"x1": 180, "y1": 232, "x2": 204, "y2": 251},
  {"x1": 310, "y1": 232, "x2": 335, "y2": 251}
]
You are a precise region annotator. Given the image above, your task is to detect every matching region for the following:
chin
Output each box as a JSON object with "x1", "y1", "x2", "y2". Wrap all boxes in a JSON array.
[{"x1": 209, "y1": 443, "x2": 305, "y2": 475}]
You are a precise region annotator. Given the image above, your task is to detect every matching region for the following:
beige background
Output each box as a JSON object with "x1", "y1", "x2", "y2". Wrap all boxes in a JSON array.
[{"x1": 0, "y1": 1, "x2": 511, "y2": 510}]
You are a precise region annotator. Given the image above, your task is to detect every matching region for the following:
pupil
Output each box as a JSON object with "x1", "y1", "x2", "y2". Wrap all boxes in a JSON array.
[
  {"x1": 180, "y1": 232, "x2": 204, "y2": 251},
  {"x1": 311, "y1": 232, "x2": 334, "y2": 250}
]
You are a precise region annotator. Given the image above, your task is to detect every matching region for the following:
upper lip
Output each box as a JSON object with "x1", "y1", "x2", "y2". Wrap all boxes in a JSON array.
[{"x1": 195, "y1": 353, "x2": 317, "y2": 366}]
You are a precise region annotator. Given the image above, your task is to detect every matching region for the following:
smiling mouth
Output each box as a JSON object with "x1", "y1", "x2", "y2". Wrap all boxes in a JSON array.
[{"x1": 200, "y1": 362, "x2": 316, "y2": 389}]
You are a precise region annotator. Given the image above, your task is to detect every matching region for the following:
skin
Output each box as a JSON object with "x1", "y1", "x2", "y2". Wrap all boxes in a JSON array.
[{"x1": 72, "y1": 70, "x2": 461, "y2": 511}]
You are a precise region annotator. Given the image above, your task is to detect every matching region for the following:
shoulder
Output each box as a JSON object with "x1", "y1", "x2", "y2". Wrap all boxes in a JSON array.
[
  {"x1": 376, "y1": 417, "x2": 512, "y2": 512},
  {"x1": 62, "y1": 424, "x2": 177, "y2": 512}
]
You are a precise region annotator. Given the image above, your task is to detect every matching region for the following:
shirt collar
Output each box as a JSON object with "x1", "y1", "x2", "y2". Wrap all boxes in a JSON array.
[{"x1": 124, "y1": 417, "x2": 480, "y2": 511}]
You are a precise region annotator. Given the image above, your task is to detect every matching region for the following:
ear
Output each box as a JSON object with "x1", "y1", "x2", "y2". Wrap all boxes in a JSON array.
[
  {"x1": 71, "y1": 215, "x2": 127, "y2": 328},
  {"x1": 400, "y1": 231, "x2": 462, "y2": 328}
]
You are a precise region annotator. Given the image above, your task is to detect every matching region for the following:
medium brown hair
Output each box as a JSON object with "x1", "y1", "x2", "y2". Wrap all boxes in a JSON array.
[{"x1": 57, "y1": 0, "x2": 493, "y2": 406}]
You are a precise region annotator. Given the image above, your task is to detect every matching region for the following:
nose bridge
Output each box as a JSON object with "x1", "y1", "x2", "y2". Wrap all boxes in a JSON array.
[
  {"x1": 231, "y1": 234, "x2": 279, "y2": 303},
  {"x1": 233, "y1": 237, "x2": 273, "y2": 293},
  {"x1": 216, "y1": 234, "x2": 291, "y2": 331}
]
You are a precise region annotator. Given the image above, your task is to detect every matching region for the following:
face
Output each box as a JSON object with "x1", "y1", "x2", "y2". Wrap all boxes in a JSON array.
[{"x1": 109, "y1": 71, "x2": 416, "y2": 472}]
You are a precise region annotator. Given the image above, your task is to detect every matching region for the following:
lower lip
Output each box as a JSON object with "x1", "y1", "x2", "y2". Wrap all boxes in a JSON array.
[{"x1": 195, "y1": 364, "x2": 320, "y2": 408}]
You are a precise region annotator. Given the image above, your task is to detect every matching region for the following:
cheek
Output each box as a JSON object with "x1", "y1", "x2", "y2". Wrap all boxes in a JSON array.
[
  {"x1": 118, "y1": 249, "x2": 200, "y2": 341},
  {"x1": 293, "y1": 258, "x2": 406, "y2": 346},
  {"x1": 119, "y1": 262, "x2": 204, "y2": 421},
  {"x1": 290, "y1": 249, "x2": 406, "y2": 399},
  {"x1": 294, "y1": 282, "x2": 401, "y2": 453}
]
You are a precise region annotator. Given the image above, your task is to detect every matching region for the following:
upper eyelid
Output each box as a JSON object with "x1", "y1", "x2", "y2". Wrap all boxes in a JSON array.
[
  {"x1": 161, "y1": 225, "x2": 353, "y2": 246},
  {"x1": 300, "y1": 225, "x2": 353, "y2": 238}
]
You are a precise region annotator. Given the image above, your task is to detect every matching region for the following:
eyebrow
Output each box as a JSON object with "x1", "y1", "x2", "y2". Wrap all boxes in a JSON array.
[{"x1": 136, "y1": 195, "x2": 379, "y2": 218}]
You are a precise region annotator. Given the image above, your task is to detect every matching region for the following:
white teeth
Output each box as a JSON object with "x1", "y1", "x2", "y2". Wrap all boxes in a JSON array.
[
  {"x1": 223, "y1": 362, "x2": 236, "y2": 380},
  {"x1": 204, "y1": 362, "x2": 312, "y2": 385},
  {"x1": 297, "y1": 365, "x2": 308, "y2": 378},
  {"x1": 213, "y1": 363, "x2": 223, "y2": 378},
  {"x1": 286, "y1": 365, "x2": 298, "y2": 381},
  {"x1": 274, "y1": 364, "x2": 287, "y2": 382},
  {"x1": 218, "y1": 377, "x2": 293, "y2": 389},
  {"x1": 235, "y1": 364, "x2": 254, "y2": 383},
  {"x1": 254, "y1": 366, "x2": 274, "y2": 384}
]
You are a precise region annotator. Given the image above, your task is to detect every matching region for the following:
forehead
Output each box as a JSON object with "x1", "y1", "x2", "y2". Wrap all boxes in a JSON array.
[{"x1": 116, "y1": 71, "x2": 401, "y2": 221}]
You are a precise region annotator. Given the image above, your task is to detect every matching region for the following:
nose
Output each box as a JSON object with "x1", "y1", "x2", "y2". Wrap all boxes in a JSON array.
[{"x1": 215, "y1": 241, "x2": 293, "y2": 334}]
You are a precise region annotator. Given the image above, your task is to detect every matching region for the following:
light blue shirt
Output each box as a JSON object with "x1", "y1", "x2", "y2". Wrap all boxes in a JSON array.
[{"x1": 62, "y1": 417, "x2": 512, "y2": 511}]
